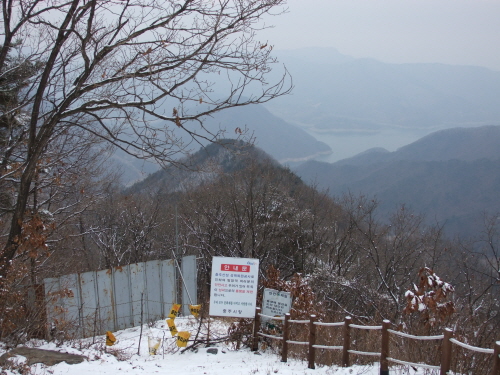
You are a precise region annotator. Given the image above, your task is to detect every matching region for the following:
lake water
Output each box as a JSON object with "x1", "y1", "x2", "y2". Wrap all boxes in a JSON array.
[{"x1": 305, "y1": 127, "x2": 433, "y2": 163}]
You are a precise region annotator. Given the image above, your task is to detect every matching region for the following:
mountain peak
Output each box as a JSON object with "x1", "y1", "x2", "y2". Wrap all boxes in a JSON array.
[{"x1": 126, "y1": 140, "x2": 278, "y2": 195}]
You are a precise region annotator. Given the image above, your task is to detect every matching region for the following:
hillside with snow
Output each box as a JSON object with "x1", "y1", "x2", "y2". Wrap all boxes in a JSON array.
[{"x1": 1, "y1": 317, "x2": 418, "y2": 375}]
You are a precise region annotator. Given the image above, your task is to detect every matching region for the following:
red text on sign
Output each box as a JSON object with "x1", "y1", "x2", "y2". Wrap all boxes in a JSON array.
[{"x1": 221, "y1": 264, "x2": 250, "y2": 272}]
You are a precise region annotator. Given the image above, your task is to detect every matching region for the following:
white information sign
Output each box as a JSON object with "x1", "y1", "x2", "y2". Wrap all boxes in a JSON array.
[
  {"x1": 209, "y1": 256, "x2": 259, "y2": 318},
  {"x1": 262, "y1": 288, "x2": 292, "y2": 319}
]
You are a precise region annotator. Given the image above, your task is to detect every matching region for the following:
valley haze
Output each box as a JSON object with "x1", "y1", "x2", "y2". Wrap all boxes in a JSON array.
[
  {"x1": 263, "y1": 47, "x2": 500, "y2": 163},
  {"x1": 110, "y1": 28, "x2": 500, "y2": 240}
]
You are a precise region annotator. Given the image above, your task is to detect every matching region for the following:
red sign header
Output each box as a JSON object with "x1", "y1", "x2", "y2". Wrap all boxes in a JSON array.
[{"x1": 220, "y1": 264, "x2": 250, "y2": 272}]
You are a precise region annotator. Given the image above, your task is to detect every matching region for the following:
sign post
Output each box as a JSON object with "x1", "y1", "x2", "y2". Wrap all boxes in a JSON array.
[{"x1": 209, "y1": 256, "x2": 259, "y2": 318}]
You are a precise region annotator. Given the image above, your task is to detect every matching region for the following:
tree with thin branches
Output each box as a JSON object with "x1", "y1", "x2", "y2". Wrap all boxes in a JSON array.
[{"x1": 0, "y1": 0, "x2": 291, "y2": 280}]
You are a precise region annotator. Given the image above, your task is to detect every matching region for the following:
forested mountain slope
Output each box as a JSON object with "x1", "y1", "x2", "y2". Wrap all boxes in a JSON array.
[
  {"x1": 126, "y1": 139, "x2": 295, "y2": 195},
  {"x1": 294, "y1": 126, "x2": 500, "y2": 237}
]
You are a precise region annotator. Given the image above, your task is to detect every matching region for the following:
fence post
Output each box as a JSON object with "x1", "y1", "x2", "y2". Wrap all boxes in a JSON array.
[
  {"x1": 440, "y1": 328, "x2": 453, "y2": 375},
  {"x1": 308, "y1": 315, "x2": 317, "y2": 369},
  {"x1": 380, "y1": 320, "x2": 391, "y2": 375},
  {"x1": 282, "y1": 313, "x2": 290, "y2": 362},
  {"x1": 343, "y1": 316, "x2": 352, "y2": 367},
  {"x1": 252, "y1": 307, "x2": 261, "y2": 351},
  {"x1": 492, "y1": 341, "x2": 500, "y2": 375},
  {"x1": 207, "y1": 316, "x2": 211, "y2": 348}
]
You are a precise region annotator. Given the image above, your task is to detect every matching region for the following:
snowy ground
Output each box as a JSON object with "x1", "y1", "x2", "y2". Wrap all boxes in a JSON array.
[{"x1": 1, "y1": 317, "x2": 421, "y2": 375}]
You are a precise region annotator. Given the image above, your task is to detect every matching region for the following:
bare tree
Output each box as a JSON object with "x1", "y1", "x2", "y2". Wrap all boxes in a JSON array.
[
  {"x1": 352, "y1": 202, "x2": 447, "y2": 319},
  {"x1": 450, "y1": 213, "x2": 500, "y2": 347},
  {"x1": 82, "y1": 191, "x2": 162, "y2": 270},
  {"x1": 307, "y1": 194, "x2": 450, "y2": 322},
  {"x1": 6, "y1": 129, "x2": 117, "y2": 281},
  {"x1": 0, "y1": 0, "x2": 290, "y2": 279}
]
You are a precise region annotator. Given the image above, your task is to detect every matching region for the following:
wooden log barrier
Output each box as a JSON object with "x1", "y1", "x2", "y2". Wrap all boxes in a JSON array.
[
  {"x1": 342, "y1": 316, "x2": 352, "y2": 367},
  {"x1": 252, "y1": 307, "x2": 261, "y2": 351},
  {"x1": 440, "y1": 328, "x2": 453, "y2": 375},
  {"x1": 281, "y1": 313, "x2": 290, "y2": 362},
  {"x1": 491, "y1": 341, "x2": 500, "y2": 375},
  {"x1": 380, "y1": 320, "x2": 391, "y2": 375},
  {"x1": 308, "y1": 315, "x2": 317, "y2": 369}
]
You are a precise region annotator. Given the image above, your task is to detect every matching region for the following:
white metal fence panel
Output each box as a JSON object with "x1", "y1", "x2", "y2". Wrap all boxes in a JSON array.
[
  {"x1": 182, "y1": 255, "x2": 197, "y2": 316},
  {"x1": 129, "y1": 262, "x2": 146, "y2": 328},
  {"x1": 44, "y1": 273, "x2": 82, "y2": 337},
  {"x1": 145, "y1": 260, "x2": 162, "y2": 322},
  {"x1": 96, "y1": 269, "x2": 114, "y2": 334},
  {"x1": 161, "y1": 259, "x2": 176, "y2": 317},
  {"x1": 44, "y1": 257, "x2": 195, "y2": 338},
  {"x1": 79, "y1": 270, "x2": 98, "y2": 337},
  {"x1": 113, "y1": 264, "x2": 133, "y2": 330}
]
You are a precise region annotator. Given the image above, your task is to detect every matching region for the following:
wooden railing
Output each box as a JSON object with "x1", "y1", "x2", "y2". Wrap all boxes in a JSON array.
[{"x1": 251, "y1": 307, "x2": 500, "y2": 375}]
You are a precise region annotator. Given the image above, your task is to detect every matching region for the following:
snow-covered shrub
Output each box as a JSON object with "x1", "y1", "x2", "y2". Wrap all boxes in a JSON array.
[
  {"x1": 403, "y1": 267, "x2": 455, "y2": 327},
  {"x1": 262, "y1": 265, "x2": 324, "y2": 320}
]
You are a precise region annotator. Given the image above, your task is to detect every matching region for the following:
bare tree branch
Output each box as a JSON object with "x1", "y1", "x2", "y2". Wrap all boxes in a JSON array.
[{"x1": 0, "y1": 0, "x2": 291, "y2": 279}]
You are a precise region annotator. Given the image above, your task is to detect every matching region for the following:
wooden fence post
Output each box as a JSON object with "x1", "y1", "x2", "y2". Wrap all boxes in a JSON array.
[
  {"x1": 440, "y1": 328, "x2": 453, "y2": 375},
  {"x1": 492, "y1": 341, "x2": 500, "y2": 375},
  {"x1": 252, "y1": 307, "x2": 261, "y2": 351},
  {"x1": 380, "y1": 320, "x2": 391, "y2": 375},
  {"x1": 281, "y1": 313, "x2": 290, "y2": 362},
  {"x1": 308, "y1": 314, "x2": 317, "y2": 369},
  {"x1": 342, "y1": 316, "x2": 352, "y2": 367}
]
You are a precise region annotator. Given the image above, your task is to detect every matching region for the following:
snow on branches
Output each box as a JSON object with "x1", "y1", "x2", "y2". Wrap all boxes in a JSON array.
[{"x1": 404, "y1": 267, "x2": 455, "y2": 326}]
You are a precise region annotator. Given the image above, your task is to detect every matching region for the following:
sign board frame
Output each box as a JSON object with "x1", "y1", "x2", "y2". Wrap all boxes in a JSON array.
[
  {"x1": 262, "y1": 288, "x2": 292, "y2": 319},
  {"x1": 209, "y1": 256, "x2": 259, "y2": 318}
]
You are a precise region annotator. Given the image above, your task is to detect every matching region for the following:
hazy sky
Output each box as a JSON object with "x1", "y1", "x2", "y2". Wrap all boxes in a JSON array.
[{"x1": 260, "y1": 0, "x2": 500, "y2": 71}]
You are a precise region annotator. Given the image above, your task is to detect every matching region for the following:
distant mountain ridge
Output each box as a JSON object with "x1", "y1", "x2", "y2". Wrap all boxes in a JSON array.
[
  {"x1": 394, "y1": 125, "x2": 500, "y2": 161},
  {"x1": 266, "y1": 47, "x2": 500, "y2": 135},
  {"x1": 294, "y1": 125, "x2": 500, "y2": 238},
  {"x1": 334, "y1": 125, "x2": 500, "y2": 166}
]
